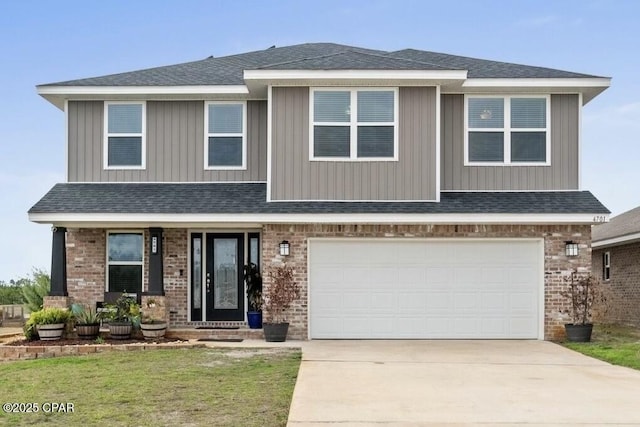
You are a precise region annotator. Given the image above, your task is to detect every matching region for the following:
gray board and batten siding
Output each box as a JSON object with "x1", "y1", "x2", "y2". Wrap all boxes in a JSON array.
[
  {"x1": 440, "y1": 94, "x2": 579, "y2": 191},
  {"x1": 67, "y1": 100, "x2": 268, "y2": 182},
  {"x1": 270, "y1": 87, "x2": 438, "y2": 201}
]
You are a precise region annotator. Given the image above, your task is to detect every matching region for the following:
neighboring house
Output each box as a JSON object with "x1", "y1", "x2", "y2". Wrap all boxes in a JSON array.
[
  {"x1": 592, "y1": 206, "x2": 640, "y2": 327},
  {"x1": 29, "y1": 43, "x2": 611, "y2": 341}
]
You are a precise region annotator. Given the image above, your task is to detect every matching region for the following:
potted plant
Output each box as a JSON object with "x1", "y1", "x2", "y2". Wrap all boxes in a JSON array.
[
  {"x1": 71, "y1": 303, "x2": 101, "y2": 340},
  {"x1": 103, "y1": 293, "x2": 140, "y2": 340},
  {"x1": 561, "y1": 270, "x2": 607, "y2": 342},
  {"x1": 244, "y1": 263, "x2": 263, "y2": 329},
  {"x1": 140, "y1": 298, "x2": 167, "y2": 339},
  {"x1": 263, "y1": 264, "x2": 300, "y2": 342},
  {"x1": 24, "y1": 307, "x2": 71, "y2": 341}
]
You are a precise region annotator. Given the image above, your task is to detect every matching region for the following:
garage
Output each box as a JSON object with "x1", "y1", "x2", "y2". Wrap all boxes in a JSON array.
[{"x1": 309, "y1": 239, "x2": 543, "y2": 339}]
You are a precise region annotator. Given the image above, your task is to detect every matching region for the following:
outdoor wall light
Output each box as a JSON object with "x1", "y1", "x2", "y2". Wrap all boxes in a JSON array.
[
  {"x1": 279, "y1": 240, "x2": 290, "y2": 256},
  {"x1": 565, "y1": 241, "x2": 579, "y2": 257},
  {"x1": 151, "y1": 236, "x2": 158, "y2": 254}
]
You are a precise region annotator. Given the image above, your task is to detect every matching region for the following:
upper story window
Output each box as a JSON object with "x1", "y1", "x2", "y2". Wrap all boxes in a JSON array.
[
  {"x1": 310, "y1": 88, "x2": 398, "y2": 161},
  {"x1": 205, "y1": 102, "x2": 246, "y2": 169},
  {"x1": 107, "y1": 232, "x2": 143, "y2": 293},
  {"x1": 465, "y1": 95, "x2": 550, "y2": 166},
  {"x1": 104, "y1": 102, "x2": 145, "y2": 169}
]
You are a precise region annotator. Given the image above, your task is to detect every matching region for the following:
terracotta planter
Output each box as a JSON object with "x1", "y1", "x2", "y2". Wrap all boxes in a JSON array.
[
  {"x1": 109, "y1": 322, "x2": 132, "y2": 340},
  {"x1": 36, "y1": 323, "x2": 65, "y2": 341},
  {"x1": 263, "y1": 322, "x2": 289, "y2": 342},
  {"x1": 140, "y1": 322, "x2": 167, "y2": 339},
  {"x1": 76, "y1": 323, "x2": 100, "y2": 340}
]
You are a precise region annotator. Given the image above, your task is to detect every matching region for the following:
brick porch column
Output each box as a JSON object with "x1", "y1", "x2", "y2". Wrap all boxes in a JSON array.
[{"x1": 49, "y1": 226, "x2": 67, "y2": 296}]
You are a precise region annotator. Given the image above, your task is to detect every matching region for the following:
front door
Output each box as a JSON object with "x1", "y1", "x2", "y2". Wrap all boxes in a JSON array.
[{"x1": 205, "y1": 233, "x2": 244, "y2": 321}]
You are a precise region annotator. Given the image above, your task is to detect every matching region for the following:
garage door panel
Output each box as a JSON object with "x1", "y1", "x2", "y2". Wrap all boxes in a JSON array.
[{"x1": 310, "y1": 240, "x2": 541, "y2": 339}]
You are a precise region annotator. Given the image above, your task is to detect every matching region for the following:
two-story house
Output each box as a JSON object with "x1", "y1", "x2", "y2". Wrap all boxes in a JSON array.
[{"x1": 29, "y1": 43, "x2": 610, "y2": 340}]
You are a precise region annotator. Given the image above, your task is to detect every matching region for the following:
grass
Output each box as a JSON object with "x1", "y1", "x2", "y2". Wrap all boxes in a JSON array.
[
  {"x1": 563, "y1": 324, "x2": 640, "y2": 370},
  {"x1": 0, "y1": 347, "x2": 301, "y2": 426}
]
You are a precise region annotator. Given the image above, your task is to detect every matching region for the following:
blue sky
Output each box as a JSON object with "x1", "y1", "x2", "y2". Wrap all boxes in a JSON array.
[{"x1": 0, "y1": 0, "x2": 638, "y2": 282}]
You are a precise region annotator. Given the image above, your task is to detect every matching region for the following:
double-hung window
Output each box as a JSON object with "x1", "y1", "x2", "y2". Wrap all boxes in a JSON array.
[
  {"x1": 466, "y1": 95, "x2": 549, "y2": 165},
  {"x1": 311, "y1": 88, "x2": 398, "y2": 160},
  {"x1": 205, "y1": 102, "x2": 246, "y2": 169},
  {"x1": 104, "y1": 102, "x2": 145, "y2": 168},
  {"x1": 107, "y1": 232, "x2": 143, "y2": 293}
]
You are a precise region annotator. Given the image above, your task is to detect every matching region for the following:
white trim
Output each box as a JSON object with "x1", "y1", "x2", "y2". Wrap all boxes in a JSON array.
[
  {"x1": 463, "y1": 78, "x2": 611, "y2": 88},
  {"x1": 440, "y1": 189, "x2": 582, "y2": 192},
  {"x1": 592, "y1": 232, "x2": 640, "y2": 248},
  {"x1": 64, "y1": 100, "x2": 69, "y2": 182},
  {"x1": 204, "y1": 101, "x2": 247, "y2": 170},
  {"x1": 106, "y1": 230, "x2": 144, "y2": 293},
  {"x1": 244, "y1": 69, "x2": 468, "y2": 81},
  {"x1": 30, "y1": 212, "x2": 607, "y2": 226},
  {"x1": 266, "y1": 85, "x2": 273, "y2": 202},
  {"x1": 103, "y1": 101, "x2": 146, "y2": 170},
  {"x1": 309, "y1": 87, "x2": 399, "y2": 161},
  {"x1": 435, "y1": 85, "x2": 441, "y2": 202},
  {"x1": 307, "y1": 237, "x2": 545, "y2": 340},
  {"x1": 464, "y1": 95, "x2": 550, "y2": 166},
  {"x1": 38, "y1": 85, "x2": 249, "y2": 96}
]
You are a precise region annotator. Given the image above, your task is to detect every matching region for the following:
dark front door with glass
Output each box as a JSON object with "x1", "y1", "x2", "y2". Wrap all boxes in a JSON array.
[{"x1": 190, "y1": 233, "x2": 245, "y2": 321}]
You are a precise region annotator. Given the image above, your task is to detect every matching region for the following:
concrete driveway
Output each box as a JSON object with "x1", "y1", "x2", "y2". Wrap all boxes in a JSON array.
[{"x1": 287, "y1": 340, "x2": 640, "y2": 426}]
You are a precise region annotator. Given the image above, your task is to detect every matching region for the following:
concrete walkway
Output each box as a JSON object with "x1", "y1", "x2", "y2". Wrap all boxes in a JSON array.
[{"x1": 288, "y1": 340, "x2": 640, "y2": 426}]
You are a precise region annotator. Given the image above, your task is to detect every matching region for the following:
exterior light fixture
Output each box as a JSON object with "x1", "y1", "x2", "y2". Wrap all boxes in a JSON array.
[
  {"x1": 151, "y1": 236, "x2": 158, "y2": 254},
  {"x1": 279, "y1": 240, "x2": 290, "y2": 256},
  {"x1": 565, "y1": 241, "x2": 579, "y2": 257}
]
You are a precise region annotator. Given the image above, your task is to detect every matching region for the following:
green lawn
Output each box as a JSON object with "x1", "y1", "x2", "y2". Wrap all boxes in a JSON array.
[
  {"x1": 0, "y1": 347, "x2": 301, "y2": 426},
  {"x1": 563, "y1": 324, "x2": 640, "y2": 370}
]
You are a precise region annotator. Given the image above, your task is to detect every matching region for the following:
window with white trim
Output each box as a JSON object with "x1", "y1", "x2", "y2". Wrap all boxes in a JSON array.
[
  {"x1": 205, "y1": 102, "x2": 246, "y2": 169},
  {"x1": 465, "y1": 96, "x2": 549, "y2": 165},
  {"x1": 603, "y1": 251, "x2": 611, "y2": 281},
  {"x1": 107, "y1": 232, "x2": 143, "y2": 293},
  {"x1": 311, "y1": 88, "x2": 398, "y2": 160},
  {"x1": 105, "y1": 102, "x2": 145, "y2": 168}
]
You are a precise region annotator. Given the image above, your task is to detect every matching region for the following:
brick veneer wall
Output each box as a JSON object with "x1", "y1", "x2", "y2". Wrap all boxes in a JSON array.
[
  {"x1": 261, "y1": 224, "x2": 592, "y2": 341},
  {"x1": 593, "y1": 243, "x2": 640, "y2": 327}
]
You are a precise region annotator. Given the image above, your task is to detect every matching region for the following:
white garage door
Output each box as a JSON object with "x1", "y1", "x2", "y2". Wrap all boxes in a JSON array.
[{"x1": 309, "y1": 239, "x2": 542, "y2": 339}]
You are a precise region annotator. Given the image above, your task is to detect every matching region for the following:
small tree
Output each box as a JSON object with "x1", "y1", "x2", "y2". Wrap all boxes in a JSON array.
[
  {"x1": 561, "y1": 270, "x2": 608, "y2": 325},
  {"x1": 22, "y1": 269, "x2": 51, "y2": 312},
  {"x1": 264, "y1": 264, "x2": 300, "y2": 323},
  {"x1": 243, "y1": 263, "x2": 263, "y2": 312}
]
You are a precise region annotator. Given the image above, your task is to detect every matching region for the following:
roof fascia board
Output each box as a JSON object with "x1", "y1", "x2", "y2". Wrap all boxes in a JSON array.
[
  {"x1": 37, "y1": 85, "x2": 250, "y2": 96},
  {"x1": 243, "y1": 69, "x2": 468, "y2": 81},
  {"x1": 463, "y1": 77, "x2": 611, "y2": 88},
  {"x1": 592, "y1": 231, "x2": 640, "y2": 248},
  {"x1": 29, "y1": 212, "x2": 608, "y2": 226}
]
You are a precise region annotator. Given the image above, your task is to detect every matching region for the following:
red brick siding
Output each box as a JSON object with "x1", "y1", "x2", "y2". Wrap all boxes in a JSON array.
[{"x1": 593, "y1": 243, "x2": 640, "y2": 327}]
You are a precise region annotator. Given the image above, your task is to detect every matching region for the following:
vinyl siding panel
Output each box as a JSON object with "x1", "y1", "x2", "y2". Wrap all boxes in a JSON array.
[
  {"x1": 440, "y1": 94, "x2": 579, "y2": 190},
  {"x1": 270, "y1": 87, "x2": 437, "y2": 200},
  {"x1": 67, "y1": 100, "x2": 267, "y2": 182}
]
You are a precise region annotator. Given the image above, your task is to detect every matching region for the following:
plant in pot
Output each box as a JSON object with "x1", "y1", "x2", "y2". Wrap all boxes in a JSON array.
[
  {"x1": 103, "y1": 293, "x2": 140, "y2": 340},
  {"x1": 561, "y1": 270, "x2": 608, "y2": 342},
  {"x1": 263, "y1": 264, "x2": 300, "y2": 342},
  {"x1": 71, "y1": 303, "x2": 101, "y2": 340},
  {"x1": 140, "y1": 298, "x2": 167, "y2": 339},
  {"x1": 244, "y1": 263, "x2": 263, "y2": 329},
  {"x1": 24, "y1": 307, "x2": 71, "y2": 341}
]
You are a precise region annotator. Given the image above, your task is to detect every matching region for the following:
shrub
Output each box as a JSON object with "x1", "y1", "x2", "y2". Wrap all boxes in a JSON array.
[
  {"x1": 561, "y1": 270, "x2": 608, "y2": 325},
  {"x1": 22, "y1": 269, "x2": 50, "y2": 312},
  {"x1": 264, "y1": 264, "x2": 300, "y2": 323},
  {"x1": 23, "y1": 307, "x2": 71, "y2": 340},
  {"x1": 71, "y1": 303, "x2": 100, "y2": 325}
]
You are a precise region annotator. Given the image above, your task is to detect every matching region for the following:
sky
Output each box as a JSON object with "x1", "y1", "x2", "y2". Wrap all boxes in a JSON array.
[{"x1": 0, "y1": 0, "x2": 638, "y2": 282}]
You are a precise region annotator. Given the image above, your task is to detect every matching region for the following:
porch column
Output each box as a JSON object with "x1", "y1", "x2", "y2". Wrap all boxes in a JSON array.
[
  {"x1": 148, "y1": 227, "x2": 164, "y2": 296},
  {"x1": 49, "y1": 226, "x2": 67, "y2": 296}
]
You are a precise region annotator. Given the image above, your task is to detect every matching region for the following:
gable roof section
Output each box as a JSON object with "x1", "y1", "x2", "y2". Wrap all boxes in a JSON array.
[
  {"x1": 28, "y1": 183, "x2": 609, "y2": 227},
  {"x1": 592, "y1": 205, "x2": 640, "y2": 247}
]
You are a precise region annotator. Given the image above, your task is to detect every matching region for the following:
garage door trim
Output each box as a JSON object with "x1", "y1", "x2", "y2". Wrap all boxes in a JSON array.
[{"x1": 307, "y1": 237, "x2": 545, "y2": 340}]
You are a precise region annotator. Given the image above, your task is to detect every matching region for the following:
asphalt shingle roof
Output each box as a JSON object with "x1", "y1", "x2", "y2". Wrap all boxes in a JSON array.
[
  {"x1": 39, "y1": 42, "x2": 601, "y2": 87},
  {"x1": 29, "y1": 183, "x2": 610, "y2": 215},
  {"x1": 592, "y1": 206, "x2": 640, "y2": 243}
]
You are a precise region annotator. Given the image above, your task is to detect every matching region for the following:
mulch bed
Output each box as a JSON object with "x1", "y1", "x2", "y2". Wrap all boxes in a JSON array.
[{"x1": 7, "y1": 337, "x2": 187, "y2": 346}]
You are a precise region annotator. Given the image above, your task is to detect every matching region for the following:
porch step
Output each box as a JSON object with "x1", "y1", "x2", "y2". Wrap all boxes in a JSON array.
[{"x1": 166, "y1": 327, "x2": 264, "y2": 341}]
